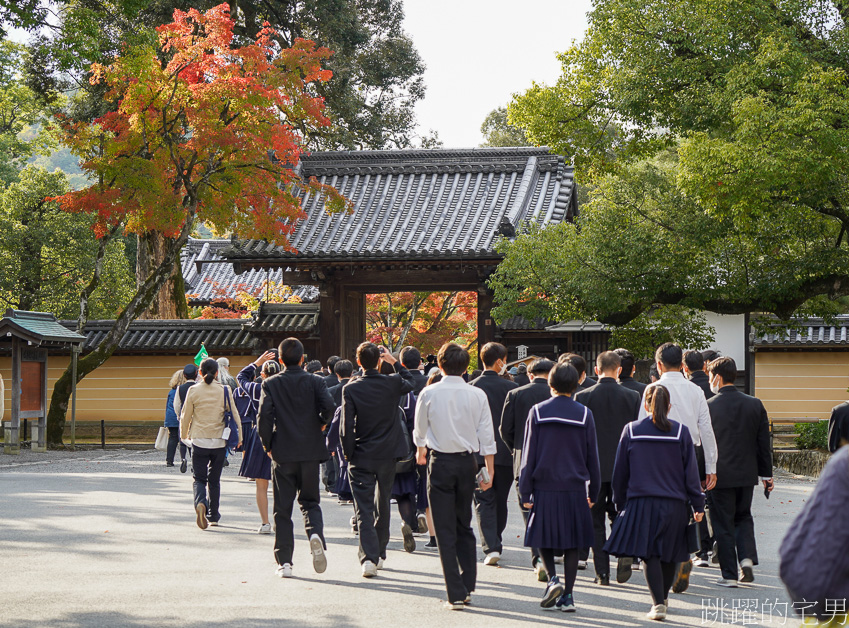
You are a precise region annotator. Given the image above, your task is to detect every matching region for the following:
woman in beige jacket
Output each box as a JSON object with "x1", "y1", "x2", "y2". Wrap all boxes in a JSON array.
[{"x1": 180, "y1": 358, "x2": 242, "y2": 529}]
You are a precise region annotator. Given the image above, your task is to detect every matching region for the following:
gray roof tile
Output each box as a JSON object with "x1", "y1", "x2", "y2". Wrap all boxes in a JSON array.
[
  {"x1": 754, "y1": 317, "x2": 849, "y2": 347},
  {"x1": 223, "y1": 147, "x2": 576, "y2": 263}
]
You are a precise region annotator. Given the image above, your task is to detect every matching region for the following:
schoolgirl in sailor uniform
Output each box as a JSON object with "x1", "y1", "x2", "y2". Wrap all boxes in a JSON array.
[
  {"x1": 236, "y1": 354, "x2": 280, "y2": 533},
  {"x1": 604, "y1": 383, "x2": 705, "y2": 621},
  {"x1": 519, "y1": 363, "x2": 601, "y2": 612},
  {"x1": 391, "y1": 390, "x2": 419, "y2": 552}
]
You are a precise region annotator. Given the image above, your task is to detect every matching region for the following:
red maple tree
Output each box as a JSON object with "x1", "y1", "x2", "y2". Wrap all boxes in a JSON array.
[{"x1": 44, "y1": 4, "x2": 350, "y2": 443}]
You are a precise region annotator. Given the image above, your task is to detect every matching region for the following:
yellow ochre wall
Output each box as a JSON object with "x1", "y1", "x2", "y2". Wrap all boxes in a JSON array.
[
  {"x1": 755, "y1": 352, "x2": 849, "y2": 421},
  {"x1": 0, "y1": 355, "x2": 254, "y2": 423}
]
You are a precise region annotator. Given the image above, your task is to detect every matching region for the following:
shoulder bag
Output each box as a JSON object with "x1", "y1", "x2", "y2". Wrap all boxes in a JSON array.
[{"x1": 222, "y1": 387, "x2": 240, "y2": 450}]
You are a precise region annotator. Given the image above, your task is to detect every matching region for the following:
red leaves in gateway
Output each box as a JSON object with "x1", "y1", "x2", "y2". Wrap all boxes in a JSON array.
[{"x1": 51, "y1": 3, "x2": 351, "y2": 244}]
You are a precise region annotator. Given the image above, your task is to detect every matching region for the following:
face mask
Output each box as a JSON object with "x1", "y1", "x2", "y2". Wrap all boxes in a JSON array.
[{"x1": 709, "y1": 376, "x2": 720, "y2": 394}]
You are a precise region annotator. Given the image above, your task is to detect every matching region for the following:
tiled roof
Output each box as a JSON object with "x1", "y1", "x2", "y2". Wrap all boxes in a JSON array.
[
  {"x1": 754, "y1": 317, "x2": 849, "y2": 347},
  {"x1": 499, "y1": 316, "x2": 554, "y2": 331},
  {"x1": 224, "y1": 147, "x2": 576, "y2": 263},
  {"x1": 64, "y1": 305, "x2": 320, "y2": 354},
  {"x1": 0, "y1": 310, "x2": 86, "y2": 345},
  {"x1": 545, "y1": 320, "x2": 609, "y2": 333},
  {"x1": 250, "y1": 303, "x2": 319, "y2": 334},
  {"x1": 182, "y1": 238, "x2": 318, "y2": 304}
]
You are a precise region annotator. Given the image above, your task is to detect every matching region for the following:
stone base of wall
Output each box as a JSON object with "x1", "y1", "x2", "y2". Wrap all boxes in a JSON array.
[{"x1": 774, "y1": 450, "x2": 831, "y2": 478}]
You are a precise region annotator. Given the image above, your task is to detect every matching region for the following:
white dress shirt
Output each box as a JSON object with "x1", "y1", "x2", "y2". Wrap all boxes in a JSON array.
[
  {"x1": 413, "y1": 376, "x2": 497, "y2": 456},
  {"x1": 638, "y1": 371, "x2": 718, "y2": 474}
]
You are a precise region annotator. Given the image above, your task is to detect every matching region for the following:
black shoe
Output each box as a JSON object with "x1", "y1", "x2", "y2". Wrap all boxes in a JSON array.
[
  {"x1": 223, "y1": 458, "x2": 229, "y2": 467},
  {"x1": 166, "y1": 462, "x2": 175, "y2": 467},
  {"x1": 616, "y1": 557, "x2": 633, "y2": 583},
  {"x1": 672, "y1": 559, "x2": 692, "y2": 593},
  {"x1": 180, "y1": 459, "x2": 187, "y2": 473},
  {"x1": 424, "y1": 537, "x2": 438, "y2": 549},
  {"x1": 594, "y1": 574, "x2": 610, "y2": 586}
]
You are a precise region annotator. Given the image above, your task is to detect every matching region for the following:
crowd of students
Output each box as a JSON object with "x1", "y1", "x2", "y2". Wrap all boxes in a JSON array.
[{"x1": 168, "y1": 337, "x2": 776, "y2": 621}]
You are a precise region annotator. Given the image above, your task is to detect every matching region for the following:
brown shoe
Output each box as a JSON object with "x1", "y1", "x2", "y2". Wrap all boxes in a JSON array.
[
  {"x1": 195, "y1": 503, "x2": 209, "y2": 530},
  {"x1": 671, "y1": 559, "x2": 692, "y2": 593}
]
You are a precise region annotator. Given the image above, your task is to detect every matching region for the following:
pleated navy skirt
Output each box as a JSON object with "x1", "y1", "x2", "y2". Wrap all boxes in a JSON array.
[
  {"x1": 524, "y1": 489, "x2": 593, "y2": 550},
  {"x1": 391, "y1": 469, "x2": 417, "y2": 498},
  {"x1": 604, "y1": 496, "x2": 690, "y2": 563},
  {"x1": 238, "y1": 424, "x2": 271, "y2": 481}
]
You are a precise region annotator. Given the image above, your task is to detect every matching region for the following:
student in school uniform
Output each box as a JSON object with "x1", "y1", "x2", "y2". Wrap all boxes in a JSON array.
[
  {"x1": 604, "y1": 384, "x2": 706, "y2": 621},
  {"x1": 518, "y1": 363, "x2": 601, "y2": 612}
]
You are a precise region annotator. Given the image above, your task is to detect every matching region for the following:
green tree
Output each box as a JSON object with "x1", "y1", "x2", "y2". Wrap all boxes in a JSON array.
[
  {"x1": 480, "y1": 106, "x2": 529, "y2": 147},
  {"x1": 0, "y1": 165, "x2": 133, "y2": 318},
  {"x1": 497, "y1": 0, "x2": 849, "y2": 328}
]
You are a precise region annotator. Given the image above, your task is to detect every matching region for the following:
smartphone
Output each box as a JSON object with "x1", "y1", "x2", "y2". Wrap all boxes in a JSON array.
[
  {"x1": 379, "y1": 346, "x2": 386, "y2": 354},
  {"x1": 476, "y1": 467, "x2": 490, "y2": 488}
]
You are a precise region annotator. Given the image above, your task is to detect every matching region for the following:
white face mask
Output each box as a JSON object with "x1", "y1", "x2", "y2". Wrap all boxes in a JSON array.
[{"x1": 709, "y1": 375, "x2": 720, "y2": 394}]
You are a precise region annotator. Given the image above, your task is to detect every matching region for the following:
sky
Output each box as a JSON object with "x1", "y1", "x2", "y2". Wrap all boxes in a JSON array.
[{"x1": 401, "y1": 0, "x2": 594, "y2": 148}]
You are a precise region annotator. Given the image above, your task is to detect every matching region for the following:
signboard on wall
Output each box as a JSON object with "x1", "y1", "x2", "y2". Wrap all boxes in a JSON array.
[
  {"x1": 20, "y1": 361, "x2": 44, "y2": 413},
  {"x1": 517, "y1": 345, "x2": 528, "y2": 360}
]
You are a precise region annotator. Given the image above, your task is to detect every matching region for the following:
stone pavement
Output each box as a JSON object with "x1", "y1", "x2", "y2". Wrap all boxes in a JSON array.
[{"x1": 0, "y1": 449, "x2": 814, "y2": 627}]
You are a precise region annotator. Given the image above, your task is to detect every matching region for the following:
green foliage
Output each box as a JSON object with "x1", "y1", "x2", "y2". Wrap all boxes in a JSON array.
[
  {"x1": 498, "y1": 0, "x2": 849, "y2": 329},
  {"x1": 0, "y1": 165, "x2": 134, "y2": 318},
  {"x1": 480, "y1": 107, "x2": 529, "y2": 147},
  {"x1": 795, "y1": 421, "x2": 829, "y2": 451}
]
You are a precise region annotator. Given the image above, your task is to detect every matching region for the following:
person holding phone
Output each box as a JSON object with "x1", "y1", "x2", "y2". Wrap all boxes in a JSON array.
[
  {"x1": 519, "y1": 363, "x2": 601, "y2": 613},
  {"x1": 413, "y1": 343, "x2": 496, "y2": 610}
]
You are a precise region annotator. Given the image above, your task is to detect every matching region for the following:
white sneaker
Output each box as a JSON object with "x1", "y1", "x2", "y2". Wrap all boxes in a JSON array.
[
  {"x1": 647, "y1": 604, "x2": 667, "y2": 620},
  {"x1": 484, "y1": 551, "x2": 501, "y2": 566},
  {"x1": 276, "y1": 563, "x2": 293, "y2": 578},
  {"x1": 362, "y1": 560, "x2": 377, "y2": 578},
  {"x1": 377, "y1": 558, "x2": 385, "y2": 570},
  {"x1": 694, "y1": 558, "x2": 709, "y2": 568},
  {"x1": 554, "y1": 555, "x2": 564, "y2": 565},
  {"x1": 577, "y1": 560, "x2": 587, "y2": 570},
  {"x1": 257, "y1": 523, "x2": 272, "y2": 534},
  {"x1": 716, "y1": 577, "x2": 738, "y2": 588},
  {"x1": 309, "y1": 534, "x2": 327, "y2": 574}
]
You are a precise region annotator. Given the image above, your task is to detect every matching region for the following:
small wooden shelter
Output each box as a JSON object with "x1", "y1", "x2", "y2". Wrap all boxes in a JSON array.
[{"x1": 0, "y1": 310, "x2": 85, "y2": 453}]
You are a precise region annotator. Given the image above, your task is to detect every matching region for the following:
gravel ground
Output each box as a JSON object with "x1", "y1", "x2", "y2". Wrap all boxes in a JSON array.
[{"x1": 0, "y1": 448, "x2": 812, "y2": 627}]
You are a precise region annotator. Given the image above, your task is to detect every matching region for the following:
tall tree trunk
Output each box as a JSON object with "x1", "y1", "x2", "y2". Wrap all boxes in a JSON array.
[
  {"x1": 46, "y1": 217, "x2": 196, "y2": 445},
  {"x1": 136, "y1": 230, "x2": 189, "y2": 320}
]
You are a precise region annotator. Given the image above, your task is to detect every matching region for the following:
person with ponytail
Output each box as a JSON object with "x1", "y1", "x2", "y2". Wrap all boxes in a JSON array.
[
  {"x1": 180, "y1": 358, "x2": 242, "y2": 530},
  {"x1": 604, "y1": 383, "x2": 705, "y2": 621},
  {"x1": 237, "y1": 351, "x2": 281, "y2": 534}
]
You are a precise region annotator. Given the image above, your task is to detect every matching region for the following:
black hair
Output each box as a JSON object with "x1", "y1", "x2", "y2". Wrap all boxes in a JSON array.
[
  {"x1": 379, "y1": 360, "x2": 395, "y2": 375},
  {"x1": 437, "y1": 342, "x2": 470, "y2": 376},
  {"x1": 326, "y1": 355, "x2": 341, "y2": 370},
  {"x1": 470, "y1": 369, "x2": 482, "y2": 380},
  {"x1": 549, "y1": 363, "x2": 579, "y2": 395},
  {"x1": 645, "y1": 384, "x2": 672, "y2": 432},
  {"x1": 357, "y1": 342, "x2": 381, "y2": 370},
  {"x1": 708, "y1": 356, "x2": 737, "y2": 385},
  {"x1": 596, "y1": 350, "x2": 621, "y2": 374},
  {"x1": 426, "y1": 370, "x2": 443, "y2": 386},
  {"x1": 261, "y1": 360, "x2": 281, "y2": 377},
  {"x1": 278, "y1": 337, "x2": 304, "y2": 367},
  {"x1": 426, "y1": 354, "x2": 437, "y2": 364},
  {"x1": 655, "y1": 342, "x2": 683, "y2": 369},
  {"x1": 480, "y1": 342, "x2": 507, "y2": 368},
  {"x1": 200, "y1": 358, "x2": 219, "y2": 385},
  {"x1": 683, "y1": 350, "x2": 705, "y2": 372},
  {"x1": 399, "y1": 346, "x2": 422, "y2": 370},
  {"x1": 528, "y1": 358, "x2": 554, "y2": 374},
  {"x1": 334, "y1": 359, "x2": 354, "y2": 379},
  {"x1": 558, "y1": 352, "x2": 586, "y2": 376},
  {"x1": 649, "y1": 363, "x2": 660, "y2": 381},
  {"x1": 305, "y1": 359, "x2": 322, "y2": 373},
  {"x1": 613, "y1": 348, "x2": 635, "y2": 377}
]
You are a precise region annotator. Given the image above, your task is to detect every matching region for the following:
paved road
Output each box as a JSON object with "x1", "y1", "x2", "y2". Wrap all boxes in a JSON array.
[{"x1": 0, "y1": 449, "x2": 812, "y2": 627}]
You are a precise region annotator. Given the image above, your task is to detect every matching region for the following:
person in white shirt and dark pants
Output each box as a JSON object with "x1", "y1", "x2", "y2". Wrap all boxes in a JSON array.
[
  {"x1": 414, "y1": 343, "x2": 497, "y2": 610},
  {"x1": 638, "y1": 343, "x2": 718, "y2": 593}
]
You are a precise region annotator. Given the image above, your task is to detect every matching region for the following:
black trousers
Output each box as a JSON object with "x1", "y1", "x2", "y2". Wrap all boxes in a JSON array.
[
  {"x1": 191, "y1": 446, "x2": 225, "y2": 522},
  {"x1": 166, "y1": 427, "x2": 188, "y2": 465},
  {"x1": 695, "y1": 445, "x2": 714, "y2": 558},
  {"x1": 473, "y1": 463, "x2": 514, "y2": 555},
  {"x1": 271, "y1": 459, "x2": 325, "y2": 566},
  {"x1": 709, "y1": 486, "x2": 758, "y2": 580},
  {"x1": 429, "y1": 451, "x2": 478, "y2": 603},
  {"x1": 591, "y1": 482, "x2": 618, "y2": 576},
  {"x1": 348, "y1": 459, "x2": 396, "y2": 564}
]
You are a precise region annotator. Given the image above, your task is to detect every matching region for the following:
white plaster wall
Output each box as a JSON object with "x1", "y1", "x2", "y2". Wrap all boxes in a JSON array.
[{"x1": 699, "y1": 313, "x2": 747, "y2": 367}]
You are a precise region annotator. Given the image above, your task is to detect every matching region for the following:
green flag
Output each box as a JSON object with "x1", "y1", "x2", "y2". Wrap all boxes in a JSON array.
[{"x1": 194, "y1": 344, "x2": 208, "y2": 366}]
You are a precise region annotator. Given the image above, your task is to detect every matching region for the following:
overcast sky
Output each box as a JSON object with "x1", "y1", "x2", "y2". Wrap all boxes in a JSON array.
[{"x1": 402, "y1": 0, "x2": 594, "y2": 148}]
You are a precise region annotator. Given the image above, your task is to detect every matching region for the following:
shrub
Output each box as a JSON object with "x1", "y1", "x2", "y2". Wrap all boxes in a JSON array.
[{"x1": 795, "y1": 421, "x2": 829, "y2": 451}]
